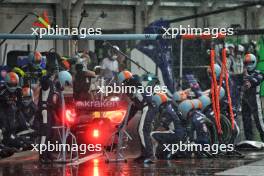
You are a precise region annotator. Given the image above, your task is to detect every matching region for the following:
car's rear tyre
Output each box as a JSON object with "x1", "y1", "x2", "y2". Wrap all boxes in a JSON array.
[
  {"x1": 219, "y1": 114, "x2": 233, "y2": 144},
  {"x1": 204, "y1": 117, "x2": 219, "y2": 145}
]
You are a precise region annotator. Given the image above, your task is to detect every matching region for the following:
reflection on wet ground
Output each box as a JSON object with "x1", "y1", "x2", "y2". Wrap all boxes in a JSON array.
[{"x1": 0, "y1": 151, "x2": 264, "y2": 176}]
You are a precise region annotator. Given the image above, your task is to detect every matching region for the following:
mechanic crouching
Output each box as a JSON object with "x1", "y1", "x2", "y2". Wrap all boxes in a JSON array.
[
  {"x1": 0, "y1": 72, "x2": 31, "y2": 150},
  {"x1": 150, "y1": 93, "x2": 187, "y2": 159},
  {"x1": 177, "y1": 99, "x2": 211, "y2": 157}
]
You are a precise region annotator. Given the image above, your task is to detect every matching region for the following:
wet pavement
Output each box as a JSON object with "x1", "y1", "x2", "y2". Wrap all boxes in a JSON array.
[{"x1": 0, "y1": 151, "x2": 264, "y2": 176}]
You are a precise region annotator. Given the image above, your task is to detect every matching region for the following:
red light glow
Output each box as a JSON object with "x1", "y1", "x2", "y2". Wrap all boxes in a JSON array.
[
  {"x1": 93, "y1": 129, "x2": 99, "y2": 138},
  {"x1": 93, "y1": 159, "x2": 99, "y2": 164},
  {"x1": 93, "y1": 164, "x2": 99, "y2": 176}
]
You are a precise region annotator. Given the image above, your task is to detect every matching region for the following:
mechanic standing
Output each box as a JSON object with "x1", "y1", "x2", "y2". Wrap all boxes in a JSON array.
[
  {"x1": 38, "y1": 71, "x2": 60, "y2": 162},
  {"x1": 150, "y1": 93, "x2": 187, "y2": 159},
  {"x1": 242, "y1": 53, "x2": 264, "y2": 142},
  {"x1": 38, "y1": 70, "x2": 73, "y2": 163}
]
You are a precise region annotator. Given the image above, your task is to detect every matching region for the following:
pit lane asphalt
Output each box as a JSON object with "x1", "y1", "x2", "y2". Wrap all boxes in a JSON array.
[{"x1": 0, "y1": 150, "x2": 264, "y2": 176}]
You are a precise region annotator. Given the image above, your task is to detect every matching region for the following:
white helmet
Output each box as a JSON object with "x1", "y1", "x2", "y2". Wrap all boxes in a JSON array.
[
  {"x1": 244, "y1": 53, "x2": 257, "y2": 71},
  {"x1": 58, "y1": 71, "x2": 72, "y2": 87},
  {"x1": 225, "y1": 43, "x2": 235, "y2": 55},
  {"x1": 112, "y1": 45, "x2": 119, "y2": 51}
]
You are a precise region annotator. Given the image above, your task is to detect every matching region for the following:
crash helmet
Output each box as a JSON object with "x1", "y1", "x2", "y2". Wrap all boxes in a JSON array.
[
  {"x1": 21, "y1": 87, "x2": 33, "y2": 106},
  {"x1": 244, "y1": 53, "x2": 257, "y2": 71},
  {"x1": 198, "y1": 95, "x2": 211, "y2": 111},
  {"x1": 5, "y1": 72, "x2": 19, "y2": 92},
  {"x1": 61, "y1": 57, "x2": 71, "y2": 70},
  {"x1": 225, "y1": 43, "x2": 235, "y2": 55},
  {"x1": 152, "y1": 92, "x2": 169, "y2": 107},
  {"x1": 219, "y1": 87, "x2": 225, "y2": 100},
  {"x1": 207, "y1": 64, "x2": 221, "y2": 80},
  {"x1": 1, "y1": 65, "x2": 10, "y2": 76},
  {"x1": 173, "y1": 91, "x2": 188, "y2": 102},
  {"x1": 28, "y1": 51, "x2": 42, "y2": 64},
  {"x1": 58, "y1": 71, "x2": 72, "y2": 87},
  {"x1": 117, "y1": 70, "x2": 133, "y2": 83},
  {"x1": 178, "y1": 99, "x2": 194, "y2": 118},
  {"x1": 108, "y1": 45, "x2": 120, "y2": 60},
  {"x1": 210, "y1": 86, "x2": 225, "y2": 100},
  {"x1": 191, "y1": 99, "x2": 203, "y2": 110},
  {"x1": 0, "y1": 67, "x2": 7, "y2": 79}
]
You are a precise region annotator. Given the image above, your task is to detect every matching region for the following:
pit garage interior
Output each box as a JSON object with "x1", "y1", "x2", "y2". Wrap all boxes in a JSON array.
[{"x1": 1, "y1": 0, "x2": 264, "y2": 176}]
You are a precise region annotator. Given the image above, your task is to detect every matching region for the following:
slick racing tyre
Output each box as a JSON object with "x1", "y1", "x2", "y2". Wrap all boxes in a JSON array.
[
  {"x1": 204, "y1": 117, "x2": 218, "y2": 145},
  {"x1": 219, "y1": 114, "x2": 233, "y2": 144}
]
